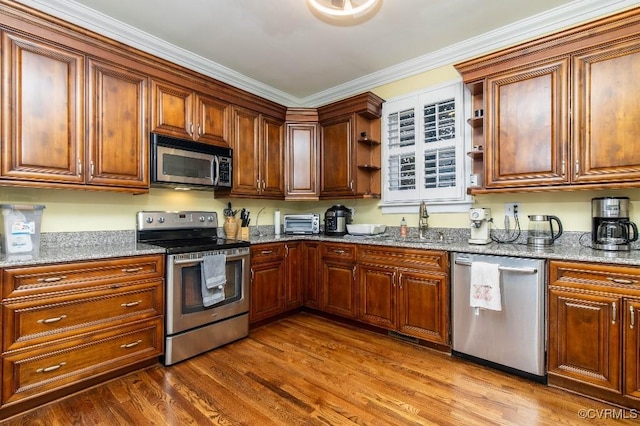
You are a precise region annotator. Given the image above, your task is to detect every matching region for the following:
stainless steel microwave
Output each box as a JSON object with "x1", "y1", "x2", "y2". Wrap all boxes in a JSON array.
[
  {"x1": 283, "y1": 214, "x2": 320, "y2": 235},
  {"x1": 150, "y1": 133, "x2": 232, "y2": 190}
]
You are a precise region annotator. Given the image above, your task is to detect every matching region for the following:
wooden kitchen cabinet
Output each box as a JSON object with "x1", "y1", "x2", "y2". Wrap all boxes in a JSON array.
[
  {"x1": 249, "y1": 242, "x2": 302, "y2": 325},
  {"x1": 320, "y1": 242, "x2": 358, "y2": 318},
  {"x1": 285, "y1": 108, "x2": 319, "y2": 200},
  {"x1": 231, "y1": 106, "x2": 285, "y2": 198},
  {"x1": 303, "y1": 241, "x2": 321, "y2": 309},
  {"x1": 151, "y1": 79, "x2": 229, "y2": 147},
  {"x1": 456, "y1": 8, "x2": 640, "y2": 193},
  {"x1": 318, "y1": 92, "x2": 384, "y2": 199},
  {"x1": 1, "y1": 30, "x2": 149, "y2": 193},
  {"x1": 358, "y1": 245, "x2": 449, "y2": 345},
  {"x1": 0, "y1": 255, "x2": 164, "y2": 418},
  {"x1": 548, "y1": 260, "x2": 640, "y2": 409}
]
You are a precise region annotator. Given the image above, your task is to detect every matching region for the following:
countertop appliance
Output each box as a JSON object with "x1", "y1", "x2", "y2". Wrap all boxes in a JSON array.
[
  {"x1": 592, "y1": 197, "x2": 638, "y2": 251},
  {"x1": 324, "y1": 204, "x2": 352, "y2": 236},
  {"x1": 468, "y1": 208, "x2": 491, "y2": 244},
  {"x1": 137, "y1": 211, "x2": 250, "y2": 365},
  {"x1": 527, "y1": 214, "x2": 562, "y2": 246},
  {"x1": 451, "y1": 252, "x2": 546, "y2": 382},
  {"x1": 150, "y1": 133, "x2": 232, "y2": 190},
  {"x1": 283, "y1": 214, "x2": 320, "y2": 235}
]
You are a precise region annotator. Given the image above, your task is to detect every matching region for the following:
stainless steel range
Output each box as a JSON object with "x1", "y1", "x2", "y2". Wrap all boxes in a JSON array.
[{"x1": 136, "y1": 211, "x2": 250, "y2": 365}]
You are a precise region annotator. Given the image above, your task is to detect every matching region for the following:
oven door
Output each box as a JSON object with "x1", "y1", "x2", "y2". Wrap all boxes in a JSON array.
[{"x1": 166, "y1": 247, "x2": 250, "y2": 335}]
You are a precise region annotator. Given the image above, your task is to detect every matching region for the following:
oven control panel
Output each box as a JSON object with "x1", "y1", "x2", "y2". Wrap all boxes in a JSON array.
[{"x1": 137, "y1": 211, "x2": 218, "y2": 230}]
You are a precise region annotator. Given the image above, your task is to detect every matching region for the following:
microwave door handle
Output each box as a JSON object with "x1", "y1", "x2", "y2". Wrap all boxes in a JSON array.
[{"x1": 212, "y1": 156, "x2": 220, "y2": 186}]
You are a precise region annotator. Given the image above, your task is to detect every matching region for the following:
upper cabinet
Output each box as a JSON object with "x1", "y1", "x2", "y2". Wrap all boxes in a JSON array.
[
  {"x1": 318, "y1": 92, "x2": 384, "y2": 199},
  {"x1": 231, "y1": 106, "x2": 285, "y2": 198},
  {"x1": 285, "y1": 108, "x2": 319, "y2": 200},
  {"x1": 455, "y1": 7, "x2": 640, "y2": 193},
  {"x1": 1, "y1": 30, "x2": 148, "y2": 192},
  {"x1": 151, "y1": 80, "x2": 229, "y2": 147}
]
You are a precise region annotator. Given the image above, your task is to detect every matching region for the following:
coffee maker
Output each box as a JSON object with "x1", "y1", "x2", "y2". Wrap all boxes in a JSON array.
[
  {"x1": 592, "y1": 197, "x2": 638, "y2": 251},
  {"x1": 469, "y1": 208, "x2": 491, "y2": 245}
]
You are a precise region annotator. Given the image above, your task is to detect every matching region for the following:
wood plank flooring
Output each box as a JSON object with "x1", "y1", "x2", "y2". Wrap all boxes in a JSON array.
[{"x1": 2, "y1": 312, "x2": 637, "y2": 425}]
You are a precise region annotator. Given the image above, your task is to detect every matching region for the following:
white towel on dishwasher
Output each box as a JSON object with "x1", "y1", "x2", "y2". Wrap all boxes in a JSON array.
[{"x1": 469, "y1": 261, "x2": 502, "y2": 311}]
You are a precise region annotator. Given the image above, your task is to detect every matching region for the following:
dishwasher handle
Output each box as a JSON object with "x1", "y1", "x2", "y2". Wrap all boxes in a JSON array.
[{"x1": 454, "y1": 259, "x2": 537, "y2": 274}]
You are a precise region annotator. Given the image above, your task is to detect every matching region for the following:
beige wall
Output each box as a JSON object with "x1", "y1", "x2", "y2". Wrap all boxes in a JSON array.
[{"x1": 3, "y1": 64, "x2": 640, "y2": 234}]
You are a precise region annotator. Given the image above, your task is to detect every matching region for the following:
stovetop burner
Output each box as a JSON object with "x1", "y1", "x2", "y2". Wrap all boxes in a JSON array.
[{"x1": 136, "y1": 210, "x2": 249, "y2": 254}]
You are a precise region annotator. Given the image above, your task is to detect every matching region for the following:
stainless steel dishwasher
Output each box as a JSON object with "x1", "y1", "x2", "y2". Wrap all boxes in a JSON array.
[{"x1": 451, "y1": 252, "x2": 546, "y2": 382}]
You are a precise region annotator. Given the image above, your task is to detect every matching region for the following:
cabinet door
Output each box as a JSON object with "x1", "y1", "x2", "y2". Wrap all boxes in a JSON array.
[
  {"x1": 358, "y1": 263, "x2": 395, "y2": 329},
  {"x1": 548, "y1": 288, "x2": 621, "y2": 393},
  {"x1": 573, "y1": 39, "x2": 640, "y2": 184},
  {"x1": 151, "y1": 80, "x2": 193, "y2": 140},
  {"x1": 485, "y1": 58, "x2": 569, "y2": 188},
  {"x1": 250, "y1": 259, "x2": 285, "y2": 323},
  {"x1": 285, "y1": 122, "x2": 319, "y2": 199},
  {"x1": 397, "y1": 270, "x2": 449, "y2": 344},
  {"x1": 303, "y1": 241, "x2": 321, "y2": 308},
  {"x1": 231, "y1": 106, "x2": 260, "y2": 196},
  {"x1": 625, "y1": 299, "x2": 640, "y2": 400},
  {"x1": 195, "y1": 94, "x2": 229, "y2": 147},
  {"x1": 284, "y1": 242, "x2": 303, "y2": 309},
  {"x1": 87, "y1": 59, "x2": 148, "y2": 188},
  {"x1": 260, "y1": 116, "x2": 285, "y2": 198},
  {"x1": 320, "y1": 116, "x2": 355, "y2": 197},
  {"x1": 1, "y1": 32, "x2": 84, "y2": 182},
  {"x1": 321, "y1": 259, "x2": 357, "y2": 319}
]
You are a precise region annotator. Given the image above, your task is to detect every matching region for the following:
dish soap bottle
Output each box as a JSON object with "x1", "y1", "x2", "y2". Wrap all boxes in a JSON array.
[{"x1": 400, "y1": 217, "x2": 408, "y2": 237}]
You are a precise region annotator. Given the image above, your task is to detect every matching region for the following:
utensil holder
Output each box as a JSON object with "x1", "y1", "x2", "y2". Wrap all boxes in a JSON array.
[
  {"x1": 239, "y1": 227, "x2": 249, "y2": 241},
  {"x1": 223, "y1": 217, "x2": 238, "y2": 239}
]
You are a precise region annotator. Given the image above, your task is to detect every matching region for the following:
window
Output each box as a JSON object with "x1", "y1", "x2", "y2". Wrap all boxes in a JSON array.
[{"x1": 382, "y1": 80, "x2": 472, "y2": 213}]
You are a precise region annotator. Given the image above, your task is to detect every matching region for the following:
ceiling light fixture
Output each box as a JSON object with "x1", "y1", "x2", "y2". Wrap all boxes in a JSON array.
[{"x1": 308, "y1": 0, "x2": 379, "y2": 18}]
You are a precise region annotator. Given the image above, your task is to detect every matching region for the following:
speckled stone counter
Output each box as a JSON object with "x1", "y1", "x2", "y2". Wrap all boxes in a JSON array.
[
  {"x1": 0, "y1": 231, "x2": 165, "y2": 268},
  {"x1": 247, "y1": 228, "x2": 640, "y2": 267}
]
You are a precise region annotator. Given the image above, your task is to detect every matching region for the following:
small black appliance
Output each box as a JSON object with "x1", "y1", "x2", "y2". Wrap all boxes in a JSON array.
[
  {"x1": 592, "y1": 197, "x2": 638, "y2": 251},
  {"x1": 324, "y1": 204, "x2": 352, "y2": 236}
]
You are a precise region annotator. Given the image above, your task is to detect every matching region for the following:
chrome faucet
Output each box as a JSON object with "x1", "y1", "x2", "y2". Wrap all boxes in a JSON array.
[
  {"x1": 253, "y1": 207, "x2": 266, "y2": 236},
  {"x1": 419, "y1": 201, "x2": 429, "y2": 239}
]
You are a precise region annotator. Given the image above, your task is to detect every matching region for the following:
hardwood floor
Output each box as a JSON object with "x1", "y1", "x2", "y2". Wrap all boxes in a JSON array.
[{"x1": 2, "y1": 312, "x2": 637, "y2": 425}]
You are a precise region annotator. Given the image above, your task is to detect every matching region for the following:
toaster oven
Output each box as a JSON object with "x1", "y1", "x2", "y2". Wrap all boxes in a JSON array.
[{"x1": 283, "y1": 214, "x2": 320, "y2": 235}]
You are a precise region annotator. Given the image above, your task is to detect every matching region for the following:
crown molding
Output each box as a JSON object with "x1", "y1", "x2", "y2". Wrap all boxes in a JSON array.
[{"x1": 14, "y1": 0, "x2": 640, "y2": 108}]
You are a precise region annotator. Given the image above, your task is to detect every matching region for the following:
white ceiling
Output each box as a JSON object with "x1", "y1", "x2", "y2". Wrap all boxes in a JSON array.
[{"x1": 15, "y1": 0, "x2": 640, "y2": 106}]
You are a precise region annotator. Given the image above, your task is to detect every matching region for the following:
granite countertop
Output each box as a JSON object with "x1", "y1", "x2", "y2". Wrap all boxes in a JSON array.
[{"x1": 3, "y1": 228, "x2": 640, "y2": 268}]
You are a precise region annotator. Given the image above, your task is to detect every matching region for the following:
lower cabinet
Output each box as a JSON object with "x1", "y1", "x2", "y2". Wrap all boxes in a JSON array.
[
  {"x1": 548, "y1": 260, "x2": 640, "y2": 409},
  {"x1": 319, "y1": 242, "x2": 358, "y2": 319},
  {"x1": 0, "y1": 255, "x2": 165, "y2": 418},
  {"x1": 249, "y1": 241, "x2": 302, "y2": 325},
  {"x1": 358, "y1": 245, "x2": 449, "y2": 345}
]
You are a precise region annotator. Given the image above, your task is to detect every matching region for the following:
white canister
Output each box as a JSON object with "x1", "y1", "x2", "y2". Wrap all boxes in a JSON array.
[{"x1": 274, "y1": 209, "x2": 281, "y2": 235}]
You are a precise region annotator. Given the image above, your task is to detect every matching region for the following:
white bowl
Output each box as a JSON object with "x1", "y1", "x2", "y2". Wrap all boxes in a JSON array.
[{"x1": 347, "y1": 224, "x2": 387, "y2": 235}]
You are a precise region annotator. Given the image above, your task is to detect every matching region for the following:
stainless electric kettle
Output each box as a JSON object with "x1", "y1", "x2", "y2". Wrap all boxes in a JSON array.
[{"x1": 527, "y1": 215, "x2": 563, "y2": 246}]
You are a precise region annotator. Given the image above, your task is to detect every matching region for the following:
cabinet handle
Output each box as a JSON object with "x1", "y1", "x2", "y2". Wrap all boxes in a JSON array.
[
  {"x1": 350, "y1": 180, "x2": 354, "y2": 190},
  {"x1": 285, "y1": 245, "x2": 289, "y2": 257},
  {"x1": 607, "y1": 277, "x2": 637, "y2": 285},
  {"x1": 333, "y1": 249, "x2": 345, "y2": 254},
  {"x1": 37, "y1": 315, "x2": 67, "y2": 324},
  {"x1": 121, "y1": 340, "x2": 142, "y2": 349},
  {"x1": 561, "y1": 160, "x2": 565, "y2": 176},
  {"x1": 262, "y1": 180, "x2": 266, "y2": 190},
  {"x1": 37, "y1": 275, "x2": 67, "y2": 283},
  {"x1": 78, "y1": 159, "x2": 82, "y2": 177},
  {"x1": 612, "y1": 302, "x2": 617, "y2": 325},
  {"x1": 189, "y1": 123, "x2": 194, "y2": 136},
  {"x1": 261, "y1": 250, "x2": 273, "y2": 255},
  {"x1": 256, "y1": 179, "x2": 260, "y2": 192},
  {"x1": 37, "y1": 362, "x2": 66, "y2": 373},
  {"x1": 575, "y1": 160, "x2": 580, "y2": 175},
  {"x1": 121, "y1": 300, "x2": 142, "y2": 308},
  {"x1": 90, "y1": 161, "x2": 94, "y2": 176},
  {"x1": 631, "y1": 306, "x2": 636, "y2": 329},
  {"x1": 198, "y1": 124, "x2": 202, "y2": 136},
  {"x1": 122, "y1": 267, "x2": 144, "y2": 273},
  {"x1": 352, "y1": 266, "x2": 356, "y2": 281}
]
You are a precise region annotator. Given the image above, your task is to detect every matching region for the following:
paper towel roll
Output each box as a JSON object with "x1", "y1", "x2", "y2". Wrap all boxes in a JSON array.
[{"x1": 274, "y1": 210, "x2": 280, "y2": 235}]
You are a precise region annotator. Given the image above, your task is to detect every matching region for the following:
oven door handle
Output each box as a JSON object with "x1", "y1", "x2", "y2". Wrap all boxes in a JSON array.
[{"x1": 172, "y1": 253, "x2": 248, "y2": 265}]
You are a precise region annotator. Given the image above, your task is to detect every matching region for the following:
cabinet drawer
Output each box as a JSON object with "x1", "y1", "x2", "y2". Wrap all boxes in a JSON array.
[
  {"x1": 2, "y1": 255, "x2": 164, "y2": 299},
  {"x1": 549, "y1": 261, "x2": 640, "y2": 296},
  {"x1": 321, "y1": 242, "x2": 356, "y2": 262},
  {"x1": 251, "y1": 243, "x2": 285, "y2": 263},
  {"x1": 1, "y1": 317, "x2": 163, "y2": 406},
  {"x1": 3, "y1": 280, "x2": 163, "y2": 352},
  {"x1": 358, "y1": 245, "x2": 447, "y2": 272}
]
